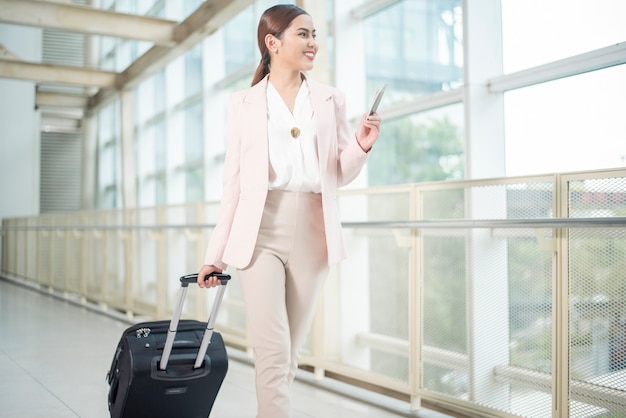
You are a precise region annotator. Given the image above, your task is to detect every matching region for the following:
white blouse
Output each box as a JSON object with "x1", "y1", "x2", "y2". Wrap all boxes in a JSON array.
[{"x1": 266, "y1": 80, "x2": 321, "y2": 193}]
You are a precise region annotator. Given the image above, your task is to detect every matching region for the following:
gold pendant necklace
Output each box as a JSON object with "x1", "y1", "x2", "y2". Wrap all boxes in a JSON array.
[{"x1": 290, "y1": 127, "x2": 301, "y2": 139}]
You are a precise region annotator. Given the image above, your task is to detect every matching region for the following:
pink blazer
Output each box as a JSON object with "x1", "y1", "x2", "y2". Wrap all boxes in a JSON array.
[{"x1": 204, "y1": 74, "x2": 369, "y2": 269}]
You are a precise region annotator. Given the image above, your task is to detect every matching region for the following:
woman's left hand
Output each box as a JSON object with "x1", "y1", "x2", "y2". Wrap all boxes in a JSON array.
[{"x1": 355, "y1": 112, "x2": 382, "y2": 153}]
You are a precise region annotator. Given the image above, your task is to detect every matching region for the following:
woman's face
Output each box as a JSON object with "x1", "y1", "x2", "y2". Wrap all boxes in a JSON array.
[{"x1": 274, "y1": 14, "x2": 318, "y2": 72}]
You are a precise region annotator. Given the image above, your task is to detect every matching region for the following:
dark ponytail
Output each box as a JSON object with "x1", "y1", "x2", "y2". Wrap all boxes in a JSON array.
[
  {"x1": 251, "y1": 51, "x2": 271, "y2": 87},
  {"x1": 251, "y1": 4, "x2": 308, "y2": 86}
]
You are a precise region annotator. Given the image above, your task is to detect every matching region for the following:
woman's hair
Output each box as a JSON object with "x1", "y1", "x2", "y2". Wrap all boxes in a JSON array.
[{"x1": 251, "y1": 4, "x2": 309, "y2": 86}]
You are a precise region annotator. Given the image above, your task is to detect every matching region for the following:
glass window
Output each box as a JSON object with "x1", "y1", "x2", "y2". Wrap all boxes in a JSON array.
[
  {"x1": 117, "y1": 40, "x2": 134, "y2": 72},
  {"x1": 364, "y1": 0, "x2": 463, "y2": 107},
  {"x1": 185, "y1": 100, "x2": 203, "y2": 164},
  {"x1": 185, "y1": 44, "x2": 203, "y2": 97},
  {"x1": 154, "y1": 70, "x2": 166, "y2": 115},
  {"x1": 96, "y1": 101, "x2": 121, "y2": 209},
  {"x1": 134, "y1": 70, "x2": 167, "y2": 207},
  {"x1": 135, "y1": 75, "x2": 156, "y2": 126},
  {"x1": 368, "y1": 103, "x2": 464, "y2": 186},
  {"x1": 184, "y1": 0, "x2": 203, "y2": 16},
  {"x1": 135, "y1": 118, "x2": 166, "y2": 207},
  {"x1": 136, "y1": 124, "x2": 156, "y2": 206},
  {"x1": 223, "y1": 6, "x2": 256, "y2": 74},
  {"x1": 99, "y1": 36, "x2": 117, "y2": 71},
  {"x1": 101, "y1": 0, "x2": 115, "y2": 10},
  {"x1": 137, "y1": 0, "x2": 159, "y2": 16},
  {"x1": 504, "y1": 65, "x2": 626, "y2": 176},
  {"x1": 154, "y1": 119, "x2": 166, "y2": 174},
  {"x1": 154, "y1": 120, "x2": 167, "y2": 206},
  {"x1": 184, "y1": 100, "x2": 204, "y2": 202},
  {"x1": 113, "y1": 0, "x2": 133, "y2": 14},
  {"x1": 501, "y1": 0, "x2": 626, "y2": 73},
  {"x1": 185, "y1": 165, "x2": 204, "y2": 203}
]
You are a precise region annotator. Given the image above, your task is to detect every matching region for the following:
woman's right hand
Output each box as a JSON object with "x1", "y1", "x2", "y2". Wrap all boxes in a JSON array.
[{"x1": 198, "y1": 264, "x2": 223, "y2": 288}]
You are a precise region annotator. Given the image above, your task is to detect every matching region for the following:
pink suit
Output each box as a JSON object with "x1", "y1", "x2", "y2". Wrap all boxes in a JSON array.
[
  {"x1": 204, "y1": 75, "x2": 369, "y2": 270},
  {"x1": 203, "y1": 74, "x2": 369, "y2": 417}
]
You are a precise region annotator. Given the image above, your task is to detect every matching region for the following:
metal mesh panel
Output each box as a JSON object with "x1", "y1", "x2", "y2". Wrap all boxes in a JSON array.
[
  {"x1": 421, "y1": 181, "x2": 555, "y2": 417},
  {"x1": 422, "y1": 234, "x2": 467, "y2": 396},
  {"x1": 24, "y1": 220, "x2": 38, "y2": 281},
  {"x1": 318, "y1": 190, "x2": 412, "y2": 387},
  {"x1": 2, "y1": 220, "x2": 20, "y2": 278},
  {"x1": 367, "y1": 192, "x2": 412, "y2": 385},
  {"x1": 133, "y1": 207, "x2": 159, "y2": 310},
  {"x1": 4, "y1": 172, "x2": 625, "y2": 417},
  {"x1": 568, "y1": 176, "x2": 626, "y2": 416},
  {"x1": 505, "y1": 233, "x2": 553, "y2": 418},
  {"x1": 421, "y1": 184, "x2": 469, "y2": 399},
  {"x1": 36, "y1": 215, "x2": 56, "y2": 287},
  {"x1": 100, "y1": 210, "x2": 128, "y2": 309},
  {"x1": 49, "y1": 216, "x2": 68, "y2": 291}
]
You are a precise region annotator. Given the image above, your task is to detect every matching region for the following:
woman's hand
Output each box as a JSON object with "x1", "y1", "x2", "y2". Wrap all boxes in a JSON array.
[
  {"x1": 197, "y1": 264, "x2": 223, "y2": 288},
  {"x1": 355, "y1": 112, "x2": 382, "y2": 153}
]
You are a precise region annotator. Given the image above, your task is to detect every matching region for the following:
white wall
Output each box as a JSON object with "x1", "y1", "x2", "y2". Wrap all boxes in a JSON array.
[
  {"x1": 0, "y1": 24, "x2": 42, "y2": 270},
  {"x1": 0, "y1": 24, "x2": 42, "y2": 220}
]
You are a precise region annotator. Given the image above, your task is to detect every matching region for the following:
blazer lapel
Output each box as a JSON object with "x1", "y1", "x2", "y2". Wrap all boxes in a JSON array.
[{"x1": 307, "y1": 78, "x2": 335, "y2": 189}]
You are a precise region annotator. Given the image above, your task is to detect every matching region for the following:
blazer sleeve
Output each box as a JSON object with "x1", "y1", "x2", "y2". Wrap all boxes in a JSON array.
[
  {"x1": 334, "y1": 90, "x2": 369, "y2": 188},
  {"x1": 203, "y1": 92, "x2": 244, "y2": 270}
]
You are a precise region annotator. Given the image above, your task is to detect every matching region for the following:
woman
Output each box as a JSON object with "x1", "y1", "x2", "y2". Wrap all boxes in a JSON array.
[{"x1": 198, "y1": 4, "x2": 381, "y2": 417}]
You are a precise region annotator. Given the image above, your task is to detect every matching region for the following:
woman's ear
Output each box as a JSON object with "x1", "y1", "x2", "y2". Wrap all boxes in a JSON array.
[{"x1": 265, "y1": 34, "x2": 280, "y2": 53}]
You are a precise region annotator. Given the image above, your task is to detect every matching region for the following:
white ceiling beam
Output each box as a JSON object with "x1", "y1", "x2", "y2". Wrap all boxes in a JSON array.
[
  {"x1": 89, "y1": 0, "x2": 254, "y2": 111},
  {"x1": 41, "y1": 114, "x2": 82, "y2": 131},
  {"x1": 41, "y1": 120, "x2": 81, "y2": 134},
  {"x1": 41, "y1": 109, "x2": 84, "y2": 120},
  {"x1": 0, "y1": 58, "x2": 118, "y2": 88},
  {"x1": 36, "y1": 91, "x2": 90, "y2": 108},
  {"x1": 0, "y1": 0, "x2": 178, "y2": 46},
  {"x1": 350, "y1": 0, "x2": 401, "y2": 19}
]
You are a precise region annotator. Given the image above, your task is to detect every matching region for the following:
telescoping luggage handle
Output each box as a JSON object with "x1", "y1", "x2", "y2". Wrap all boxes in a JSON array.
[{"x1": 159, "y1": 272, "x2": 230, "y2": 371}]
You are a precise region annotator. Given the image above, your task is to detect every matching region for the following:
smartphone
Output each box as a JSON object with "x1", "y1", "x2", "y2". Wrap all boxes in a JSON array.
[{"x1": 368, "y1": 83, "x2": 387, "y2": 115}]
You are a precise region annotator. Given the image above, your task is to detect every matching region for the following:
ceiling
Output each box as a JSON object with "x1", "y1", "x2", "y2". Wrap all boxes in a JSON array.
[{"x1": 0, "y1": 0, "x2": 254, "y2": 133}]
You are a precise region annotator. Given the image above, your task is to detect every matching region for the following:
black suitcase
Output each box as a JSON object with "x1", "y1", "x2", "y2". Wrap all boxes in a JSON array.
[{"x1": 107, "y1": 273, "x2": 230, "y2": 418}]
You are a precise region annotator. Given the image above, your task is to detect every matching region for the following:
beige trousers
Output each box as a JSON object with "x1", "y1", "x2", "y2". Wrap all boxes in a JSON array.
[{"x1": 237, "y1": 190, "x2": 329, "y2": 418}]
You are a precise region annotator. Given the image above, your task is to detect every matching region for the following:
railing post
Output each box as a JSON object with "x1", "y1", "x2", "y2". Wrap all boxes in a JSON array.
[
  {"x1": 553, "y1": 175, "x2": 569, "y2": 417},
  {"x1": 63, "y1": 214, "x2": 70, "y2": 294},
  {"x1": 410, "y1": 185, "x2": 422, "y2": 410},
  {"x1": 156, "y1": 206, "x2": 167, "y2": 318},
  {"x1": 124, "y1": 208, "x2": 135, "y2": 319},
  {"x1": 80, "y1": 213, "x2": 88, "y2": 302}
]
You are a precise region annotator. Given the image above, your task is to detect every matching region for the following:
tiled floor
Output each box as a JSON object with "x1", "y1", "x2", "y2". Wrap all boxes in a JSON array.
[{"x1": 0, "y1": 276, "x2": 453, "y2": 418}]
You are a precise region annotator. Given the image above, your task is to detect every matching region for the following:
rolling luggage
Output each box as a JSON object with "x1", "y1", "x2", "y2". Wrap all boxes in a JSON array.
[{"x1": 106, "y1": 273, "x2": 230, "y2": 418}]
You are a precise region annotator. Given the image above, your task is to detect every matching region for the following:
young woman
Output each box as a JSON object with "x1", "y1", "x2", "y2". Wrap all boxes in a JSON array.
[{"x1": 197, "y1": 4, "x2": 381, "y2": 417}]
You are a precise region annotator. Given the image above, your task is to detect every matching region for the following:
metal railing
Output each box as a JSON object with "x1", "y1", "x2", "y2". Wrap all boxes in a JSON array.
[{"x1": 2, "y1": 169, "x2": 626, "y2": 417}]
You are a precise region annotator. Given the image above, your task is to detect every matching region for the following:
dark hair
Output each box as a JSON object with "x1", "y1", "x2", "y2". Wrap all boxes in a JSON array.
[{"x1": 251, "y1": 4, "x2": 308, "y2": 86}]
